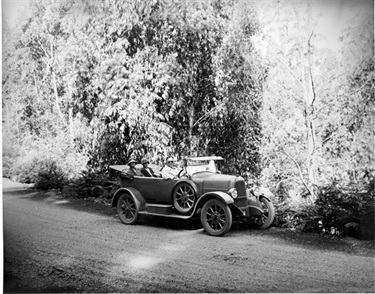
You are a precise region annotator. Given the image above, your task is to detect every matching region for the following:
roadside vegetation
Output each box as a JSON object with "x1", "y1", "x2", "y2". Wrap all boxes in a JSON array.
[{"x1": 2, "y1": 0, "x2": 374, "y2": 239}]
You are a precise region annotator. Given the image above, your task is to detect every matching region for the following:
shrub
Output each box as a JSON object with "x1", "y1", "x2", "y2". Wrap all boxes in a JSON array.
[
  {"x1": 314, "y1": 180, "x2": 374, "y2": 238},
  {"x1": 314, "y1": 187, "x2": 359, "y2": 234},
  {"x1": 6, "y1": 130, "x2": 89, "y2": 188},
  {"x1": 2, "y1": 155, "x2": 14, "y2": 179},
  {"x1": 274, "y1": 178, "x2": 374, "y2": 239},
  {"x1": 273, "y1": 196, "x2": 317, "y2": 231},
  {"x1": 33, "y1": 160, "x2": 67, "y2": 190},
  {"x1": 68, "y1": 171, "x2": 118, "y2": 199},
  {"x1": 9, "y1": 156, "x2": 67, "y2": 190},
  {"x1": 11, "y1": 155, "x2": 47, "y2": 184},
  {"x1": 2, "y1": 138, "x2": 20, "y2": 178}
]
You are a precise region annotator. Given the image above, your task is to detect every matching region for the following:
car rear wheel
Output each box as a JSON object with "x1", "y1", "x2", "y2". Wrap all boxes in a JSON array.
[
  {"x1": 201, "y1": 199, "x2": 232, "y2": 237},
  {"x1": 251, "y1": 197, "x2": 275, "y2": 229},
  {"x1": 117, "y1": 194, "x2": 139, "y2": 225},
  {"x1": 173, "y1": 182, "x2": 196, "y2": 214}
]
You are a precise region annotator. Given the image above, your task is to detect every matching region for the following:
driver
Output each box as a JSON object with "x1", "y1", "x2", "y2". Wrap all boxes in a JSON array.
[{"x1": 161, "y1": 156, "x2": 180, "y2": 180}]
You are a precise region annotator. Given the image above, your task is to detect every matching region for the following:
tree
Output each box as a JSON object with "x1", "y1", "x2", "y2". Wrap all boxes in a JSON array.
[
  {"x1": 321, "y1": 3, "x2": 374, "y2": 187},
  {"x1": 3, "y1": 0, "x2": 266, "y2": 178},
  {"x1": 199, "y1": 0, "x2": 265, "y2": 175},
  {"x1": 256, "y1": 0, "x2": 374, "y2": 199}
]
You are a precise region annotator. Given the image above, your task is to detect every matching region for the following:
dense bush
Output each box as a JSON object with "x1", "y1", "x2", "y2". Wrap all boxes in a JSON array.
[
  {"x1": 313, "y1": 181, "x2": 374, "y2": 238},
  {"x1": 11, "y1": 156, "x2": 52, "y2": 184},
  {"x1": 33, "y1": 160, "x2": 67, "y2": 190},
  {"x1": 273, "y1": 197, "x2": 317, "y2": 231},
  {"x1": 2, "y1": 155, "x2": 15, "y2": 179},
  {"x1": 7, "y1": 155, "x2": 68, "y2": 190},
  {"x1": 2, "y1": 138, "x2": 20, "y2": 179},
  {"x1": 274, "y1": 179, "x2": 374, "y2": 239},
  {"x1": 67, "y1": 171, "x2": 119, "y2": 199},
  {"x1": 5, "y1": 130, "x2": 89, "y2": 188}
]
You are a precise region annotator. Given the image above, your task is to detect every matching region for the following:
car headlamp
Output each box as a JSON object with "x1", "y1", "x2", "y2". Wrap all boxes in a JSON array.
[
  {"x1": 228, "y1": 188, "x2": 238, "y2": 198},
  {"x1": 253, "y1": 186, "x2": 261, "y2": 197}
]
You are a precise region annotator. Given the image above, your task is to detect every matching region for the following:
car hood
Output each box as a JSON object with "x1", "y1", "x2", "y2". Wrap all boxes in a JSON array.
[{"x1": 191, "y1": 172, "x2": 242, "y2": 191}]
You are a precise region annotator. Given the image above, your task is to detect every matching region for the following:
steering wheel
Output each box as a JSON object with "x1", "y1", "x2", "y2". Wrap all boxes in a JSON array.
[{"x1": 177, "y1": 168, "x2": 190, "y2": 179}]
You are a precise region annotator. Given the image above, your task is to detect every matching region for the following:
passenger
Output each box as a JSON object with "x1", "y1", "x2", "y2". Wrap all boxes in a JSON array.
[
  {"x1": 207, "y1": 160, "x2": 217, "y2": 173},
  {"x1": 140, "y1": 158, "x2": 158, "y2": 177},
  {"x1": 177, "y1": 158, "x2": 189, "y2": 179},
  {"x1": 126, "y1": 158, "x2": 141, "y2": 176},
  {"x1": 161, "y1": 156, "x2": 180, "y2": 180}
]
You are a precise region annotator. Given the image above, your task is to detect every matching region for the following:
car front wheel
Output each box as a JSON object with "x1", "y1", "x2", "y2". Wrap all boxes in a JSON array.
[
  {"x1": 117, "y1": 194, "x2": 139, "y2": 225},
  {"x1": 250, "y1": 197, "x2": 275, "y2": 229},
  {"x1": 201, "y1": 199, "x2": 232, "y2": 237}
]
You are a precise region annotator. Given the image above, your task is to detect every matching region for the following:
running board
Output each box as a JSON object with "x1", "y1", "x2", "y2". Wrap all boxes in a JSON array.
[
  {"x1": 145, "y1": 203, "x2": 174, "y2": 215},
  {"x1": 139, "y1": 204, "x2": 194, "y2": 220}
]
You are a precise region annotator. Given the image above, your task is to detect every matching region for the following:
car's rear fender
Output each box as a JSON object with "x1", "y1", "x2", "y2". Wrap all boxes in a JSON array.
[{"x1": 111, "y1": 187, "x2": 146, "y2": 210}]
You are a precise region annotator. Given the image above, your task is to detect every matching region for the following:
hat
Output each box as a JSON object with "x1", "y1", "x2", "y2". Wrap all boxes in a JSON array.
[
  {"x1": 166, "y1": 156, "x2": 175, "y2": 162},
  {"x1": 141, "y1": 158, "x2": 150, "y2": 165},
  {"x1": 127, "y1": 159, "x2": 137, "y2": 165}
]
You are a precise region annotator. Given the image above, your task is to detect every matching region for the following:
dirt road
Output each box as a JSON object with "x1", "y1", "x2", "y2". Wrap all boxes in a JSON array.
[{"x1": 3, "y1": 178, "x2": 375, "y2": 293}]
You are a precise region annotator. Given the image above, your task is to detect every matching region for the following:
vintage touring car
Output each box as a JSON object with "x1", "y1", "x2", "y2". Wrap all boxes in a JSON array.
[{"x1": 110, "y1": 156, "x2": 275, "y2": 237}]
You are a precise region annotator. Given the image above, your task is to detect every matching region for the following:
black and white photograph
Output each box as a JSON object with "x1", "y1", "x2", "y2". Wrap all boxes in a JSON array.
[{"x1": 2, "y1": 0, "x2": 374, "y2": 292}]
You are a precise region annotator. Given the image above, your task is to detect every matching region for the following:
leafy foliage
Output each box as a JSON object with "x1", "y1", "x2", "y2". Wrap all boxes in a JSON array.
[
  {"x1": 33, "y1": 160, "x2": 68, "y2": 190},
  {"x1": 3, "y1": 0, "x2": 265, "y2": 178},
  {"x1": 66, "y1": 171, "x2": 118, "y2": 199},
  {"x1": 257, "y1": 0, "x2": 374, "y2": 201},
  {"x1": 274, "y1": 178, "x2": 374, "y2": 238}
]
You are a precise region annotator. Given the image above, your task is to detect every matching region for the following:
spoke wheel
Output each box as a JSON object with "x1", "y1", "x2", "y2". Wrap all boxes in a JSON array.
[
  {"x1": 173, "y1": 182, "x2": 196, "y2": 214},
  {"x1": 201, "y1": 199, "x2": 232, "y2": 237},
  {"x1": 251, "y1": 197, "x2": 275, "y2": 229},
  {"x1": 117, "y1": 194, "x2": 139, "y2": 225}
]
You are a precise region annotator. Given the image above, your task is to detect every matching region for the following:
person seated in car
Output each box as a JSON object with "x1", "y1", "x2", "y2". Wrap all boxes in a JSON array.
[
  {"x1": 161, "y1": 156, "x2": 180, "y2": 180},
  {"x1": 140, "y1": 158, "x2": 158, "y2": 177},
  {"x1": 177, "y1": 158, "x2": 189, "y2": 179},
  {"x1": 126, "y1": 158, "x2": 142, "y2": 176}
]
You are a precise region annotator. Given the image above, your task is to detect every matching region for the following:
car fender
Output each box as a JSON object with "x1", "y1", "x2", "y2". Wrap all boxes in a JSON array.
[
  {"x1": 111, "y1": 187, "x2": 146, "y2": 211},
  {"x1": 249, "y1": 186, "x2": 273, "y2": 202},
  {"x1": 196, "y1": 191, "x2": 234, "y2": 209},
  {"x1": 259, "y1": 195, "x2": 271, "y2": 202}
]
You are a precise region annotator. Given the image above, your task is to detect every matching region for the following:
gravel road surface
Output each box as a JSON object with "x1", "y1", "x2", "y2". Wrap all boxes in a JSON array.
[{"x1": 3, "y1": 178, "x2": 375, "y2": 293}]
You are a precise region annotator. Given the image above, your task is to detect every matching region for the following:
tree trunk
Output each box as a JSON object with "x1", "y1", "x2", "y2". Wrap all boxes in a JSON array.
[
  {"x1": 50, "y1": 40, "x2": 64, "y2": 124},
  {"x1": 52, "y1": 71, "x2": 64, "y2": 122},
  {"x1": 302, "y1": 2, "x2": 317, "y2": 201},
  {"x1": 188, "y1": 104, "x2": 195, "y2": 155}
]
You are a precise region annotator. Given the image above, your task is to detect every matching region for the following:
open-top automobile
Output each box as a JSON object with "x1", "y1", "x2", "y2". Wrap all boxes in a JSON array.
[{"x1": 110, "y1": 156, "x2": 275, "y2": 237}]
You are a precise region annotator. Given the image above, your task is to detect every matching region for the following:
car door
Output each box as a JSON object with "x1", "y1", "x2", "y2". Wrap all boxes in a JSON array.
[{"x1": 129, "y1": 177, "x2": 177, "y2": 204}]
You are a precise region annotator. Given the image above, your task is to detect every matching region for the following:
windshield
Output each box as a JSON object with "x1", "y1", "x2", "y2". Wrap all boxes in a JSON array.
[{"x1": 186, "y1": 159, "x2": 218, "y2": 174}]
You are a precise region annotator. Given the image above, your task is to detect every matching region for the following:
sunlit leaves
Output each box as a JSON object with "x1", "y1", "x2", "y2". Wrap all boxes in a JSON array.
[{"x1": 3, "y1": 0, "x2": 266, "y2": 174}]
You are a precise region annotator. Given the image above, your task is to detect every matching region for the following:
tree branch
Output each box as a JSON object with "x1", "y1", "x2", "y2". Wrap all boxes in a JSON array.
[
  {"x1": 37, "y1": 38, "x2": 50, "y2": 59},
  {"x1": 281, "y1": 145, "x2": 313, "y2": 197},
  {"x1": 268, "y1": 45, "x2": 305, "y2": 90},
  {"x1": 193, "y1": 98, "x2": 228, "y2": 127}
]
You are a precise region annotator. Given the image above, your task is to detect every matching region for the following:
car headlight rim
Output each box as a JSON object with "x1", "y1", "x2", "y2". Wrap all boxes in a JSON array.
[
  {"x1": 228, "y1": 188, "x2": 238, "y2": 198},
  {"x1": 253, "y1": 186, "x2": 261, "y2": 197}
]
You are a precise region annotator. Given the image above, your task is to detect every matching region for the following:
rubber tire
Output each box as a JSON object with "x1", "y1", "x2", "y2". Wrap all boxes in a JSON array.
[
  {"x1": 117, "y1": 194, "x2": 139, "y2": 225},
  {"x1": 200, "y1": 199, "x2": 232, "y2": 237},
  {"x1": 173, "y1": 182, "x2": 196, "y2": 214},
  {"x1": 252, "y1": 197, "x2": 275, "y2": 229}
]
